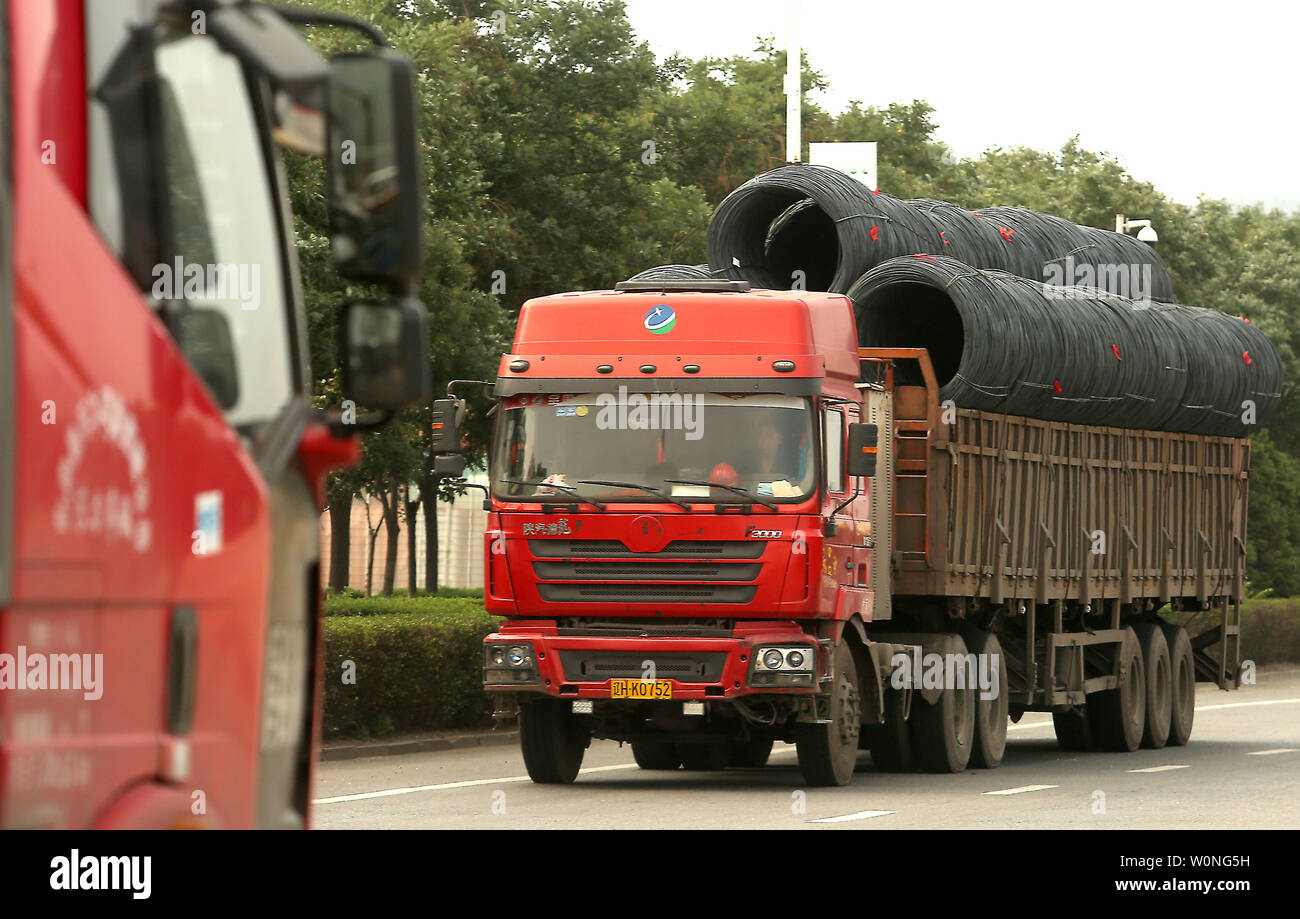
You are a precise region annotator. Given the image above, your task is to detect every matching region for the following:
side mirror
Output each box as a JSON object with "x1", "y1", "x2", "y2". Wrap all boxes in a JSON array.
[
  {"x1": 326, "y1": 49, "x2": 423, "y2": 289},
  {"x1": 429, "y1": 398, "x2": 465, "y2": 454},
  {"x1": 340, "y1": 298, "x2": 430, "y2": 411},
  {"x1": 846, "y1": 423, "x2": 879, "y2": 478},
  {"x1": 433, "y1": 454, "x2": 467, "y2": 477}
]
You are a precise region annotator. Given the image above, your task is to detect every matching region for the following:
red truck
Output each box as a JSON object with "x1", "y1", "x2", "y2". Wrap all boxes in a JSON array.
[
  {"x1": 436, "y1": 277, "x2": 1246, "y2": 786},
  {"x1": 0, "y1": 0, "x2": 428, "y2": 828}
]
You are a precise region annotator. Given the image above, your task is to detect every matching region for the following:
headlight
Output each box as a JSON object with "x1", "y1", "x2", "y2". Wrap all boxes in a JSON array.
[
  {"x1": 785, "y1": 649, "x2": 805, "y2": 669},
  {"x1": 483, "y1": 642, "x2": 541, "y2": 685},
  {"x1": 750, "y1": 645, "x2": 817, "y2": 687},
  {"x1": 762, "y1": 649, "x2": 785, "y2": 669}
]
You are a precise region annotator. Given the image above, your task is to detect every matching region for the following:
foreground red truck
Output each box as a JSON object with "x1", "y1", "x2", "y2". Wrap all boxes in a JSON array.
[
  {"x1": 436, "y1": 277, "x2": 1247, "y2": 786},
  {"x1": 0, "y1": 0, "x2": 428, "y2": 827}
]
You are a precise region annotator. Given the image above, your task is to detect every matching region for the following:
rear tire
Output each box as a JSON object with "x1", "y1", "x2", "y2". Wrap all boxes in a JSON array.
[
  {"x1": 631, "y1": 740, "x2": 681, "y2": 770},
  {"x1": 677, "y1": 742, "x2": 731, "y2": 771},
  {"x1": 1052, "y1": 707, "x2": 1094, "y2": 751},
  {"x1": 961, "y1": 628, "x2": 1008, "y2": 768},
  {"x1": 909, "y1": 634, "x2": 975, "y2": 773},
  {"x1": 1160, "y1": 623, "x2": 1196, "y2": 746},
  {"x1": 731, "y1": 735, "x2": 774, "y2": 767},
  {"x1": 1088, "y1": 627, "x2": 1146, "y2": 753},
  {"x1": 868, "y1": 687, "x2": 915, "y2": 772},
  {"x1": 519, "y1": 699, "x2": 588, "y2": 784},
  {"x1": 1133, "y1": 623, "x2": 1172, "y2": 749},
  {"x1": 796, "y1": 641, "x2": 861, "y2": 786}
]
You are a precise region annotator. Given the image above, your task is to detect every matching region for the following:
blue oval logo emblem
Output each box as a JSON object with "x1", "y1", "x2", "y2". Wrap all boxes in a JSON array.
[{"x1": 644, "y1": 304, "x2": 676, "y2": 335}]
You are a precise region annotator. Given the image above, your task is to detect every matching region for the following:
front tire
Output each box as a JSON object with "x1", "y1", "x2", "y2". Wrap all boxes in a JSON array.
[
  {"x1": 796, "y1": 641, "x2": 861, "y2": 786},
  {"x1": 519, "y1": 699, "x2": 588, "y2": 784}
]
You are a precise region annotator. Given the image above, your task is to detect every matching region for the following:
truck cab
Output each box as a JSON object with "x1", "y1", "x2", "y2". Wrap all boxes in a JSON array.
[
  {"x1": 0, "y1": 0, "x2": 427, "y2": 828},
  {"x1": 462, "y1": 279, "x2": 897, "y2": 785}
]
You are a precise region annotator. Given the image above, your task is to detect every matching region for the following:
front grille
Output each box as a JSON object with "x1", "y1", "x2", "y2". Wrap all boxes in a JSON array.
[
  {"x1": 556, "y1": 617, "x2": 734, "y2": 637},
  {"x1": 558, "y1": 651, "x2": 728, "y2": 682},
  {"x1": 529, "y1": 539, "x2": 766, "y2": 559},
  {"x1": 533, "y1": 561, "x2": 761, "y2": 581},
  {"x1": 538, "y1": 584, "x2": 758, "y2": 604}
]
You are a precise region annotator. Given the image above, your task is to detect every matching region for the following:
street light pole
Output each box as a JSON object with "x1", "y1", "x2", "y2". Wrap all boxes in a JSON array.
[{"x1": 786, "y1": 0, "x2": 801, "y2": 162}]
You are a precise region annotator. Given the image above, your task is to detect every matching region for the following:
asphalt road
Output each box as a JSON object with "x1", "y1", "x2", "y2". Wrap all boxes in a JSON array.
[{"x1": 313, "y1": 670, "x2": 1300, "y2": 829}]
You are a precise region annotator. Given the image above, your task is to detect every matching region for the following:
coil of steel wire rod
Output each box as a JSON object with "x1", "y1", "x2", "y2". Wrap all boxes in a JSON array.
[
  {"x1": 847, "y1": 255, "x2": 1280, "y2": 436},
  {"x1": 707, "y1": 164, "x2": 1175, "y2": 300},
  {"x1": 625, "y1": 264, "x2": 716, "y2": 281}
]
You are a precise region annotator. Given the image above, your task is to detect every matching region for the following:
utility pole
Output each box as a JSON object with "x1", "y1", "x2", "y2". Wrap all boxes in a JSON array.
[{"x1": 785, "y1": 0, "x2": 801, "y2": 162}]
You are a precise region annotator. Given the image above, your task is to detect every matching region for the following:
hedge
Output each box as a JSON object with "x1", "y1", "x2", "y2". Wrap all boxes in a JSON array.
[{"x1": 323, "y1": 597, "x2": 502, "y2": 739}]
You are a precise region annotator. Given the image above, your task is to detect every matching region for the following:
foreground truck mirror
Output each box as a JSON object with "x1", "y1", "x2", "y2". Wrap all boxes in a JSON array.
[
  {"x1": 340, "y1": 299, "x2": 430, "y2": 410},
  {"x1": 326, "y1": 49, "x2": 423, "y2": 289},
  {"x1": 846, "y1": 423, "x2": 879, "y2": 478}
]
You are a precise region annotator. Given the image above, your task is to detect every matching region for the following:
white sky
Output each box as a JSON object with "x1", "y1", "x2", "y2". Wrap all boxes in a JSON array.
[{"x1": 622, "y1": 0, "x2": 1297, "y2": 211}]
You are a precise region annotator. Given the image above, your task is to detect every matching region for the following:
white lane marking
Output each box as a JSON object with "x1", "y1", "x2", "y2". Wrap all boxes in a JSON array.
[
  {"x1": 983, "y1": 784, "x2": 1058, "y2": 796},
  {"x1": 1006, "y1": 695, "x2": 1300, "y2": 734},
  {"x1": 1246, "y1": 748, "x2": 1298, "y2": 756},
  {"x1": 1128, "y1": 764, "x2": 1190, "y2": 773},
  {"x1": 1196, "y1": 697, "x2": 1300, "y2": 712},
  {"x1": 810, "y1": 810, "x2": 895, "y2": 823},
  {"x1": 314, "y1": 763, "x2": 637, "y2": 804}
]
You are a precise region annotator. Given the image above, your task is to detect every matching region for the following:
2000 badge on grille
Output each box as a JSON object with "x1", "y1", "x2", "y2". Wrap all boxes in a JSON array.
[{"x1": 609, "y1": 679, "x2": 673, "y2": 699}]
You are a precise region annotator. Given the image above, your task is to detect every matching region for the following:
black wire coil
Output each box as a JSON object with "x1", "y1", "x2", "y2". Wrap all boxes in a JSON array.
[
  {"x1": 848, "y1": 255, "x2": 1281, "y2": 436},
  {"x1": 625, "y1": 264, "x2": 715, "y2": 281},
  {"x1": 707, "y1": 163, "x2": 1175, "y2": 300}
]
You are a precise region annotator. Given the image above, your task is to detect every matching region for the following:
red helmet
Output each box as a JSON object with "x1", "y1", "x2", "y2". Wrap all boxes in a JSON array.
[{"x1": 709, "y1": 462, "x2": 739, "y2": 487}]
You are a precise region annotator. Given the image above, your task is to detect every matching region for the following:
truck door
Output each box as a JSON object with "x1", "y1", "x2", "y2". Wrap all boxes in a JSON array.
[{"x1": 821, "y1": 405, "x2": 856, "y2": 610}]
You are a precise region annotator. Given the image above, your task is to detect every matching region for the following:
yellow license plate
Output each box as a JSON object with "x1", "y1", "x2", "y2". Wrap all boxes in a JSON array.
[{"x1": 609, "y1": 679, "x2": 673, "y2": 700}]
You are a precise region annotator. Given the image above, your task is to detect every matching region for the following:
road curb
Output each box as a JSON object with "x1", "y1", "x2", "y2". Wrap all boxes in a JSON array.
[{"x1": 321, "y1": 730, "x2": 519, "y2": 762}]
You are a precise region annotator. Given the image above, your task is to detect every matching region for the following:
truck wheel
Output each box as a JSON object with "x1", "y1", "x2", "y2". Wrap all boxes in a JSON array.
[
  {"x1": 910, "y1": 635, "x2": 975, "y2": 773},
  {"x1": 961, "y1": 628, "x2": 1008, "y2": 768},
  {"x1": 1088, "y1": 627, "x2": 1146, "y2": 753},
  {"x1": 1160, "y1": 623, "x2": 1196, "y2": 746},
  {"x1": 731, "y1": 736, "x2": 774, "y2": 767},
  {"x1": 1133, "y1": 623, "x2": 1172, "y2": 749},
  {"x1": 796, "y1": 641, "x2": 861, "y2": 786},
  {"x1": 519, "y1": 699, "x2": 588, "y2": 784},
  {"x1": 631, "y1": 741, "x2": 681, "y2": 770},
  {"x1": 868, "y1": 687, "x2": 915, "y2": 772},
  {"x1": 1052, "y1": 707, "x2": 1094, "y2": 751},
  {"x1": 677, "y1": 742, "x2": 731, "y2": 771}
]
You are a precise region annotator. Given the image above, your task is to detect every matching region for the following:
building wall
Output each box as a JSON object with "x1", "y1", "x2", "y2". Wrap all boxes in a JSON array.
[{"x1": 319, "y1": 488, "x2": 488, "y2": 594}]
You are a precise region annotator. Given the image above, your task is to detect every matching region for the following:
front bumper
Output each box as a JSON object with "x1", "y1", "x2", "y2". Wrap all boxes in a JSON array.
[{"x1": 483, "y1": 625, "x2": 822, "y2": 700}]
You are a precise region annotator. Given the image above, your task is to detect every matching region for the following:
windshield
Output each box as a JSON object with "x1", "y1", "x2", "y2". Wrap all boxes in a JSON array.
[{"x1": 492, "y1": 393, "x2": 817, "y2": 504}]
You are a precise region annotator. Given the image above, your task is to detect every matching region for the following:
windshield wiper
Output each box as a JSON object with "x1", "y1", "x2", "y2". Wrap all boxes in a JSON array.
[
  {"x1": 662, "y1": 479, "x2": 779, "y2": 512},
  {"x1": 577, "y1": 480, "x2": 692, "y2": 511},
  {"x1": 501, "y1": 478, "x2": 607, "y2": 511}
]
